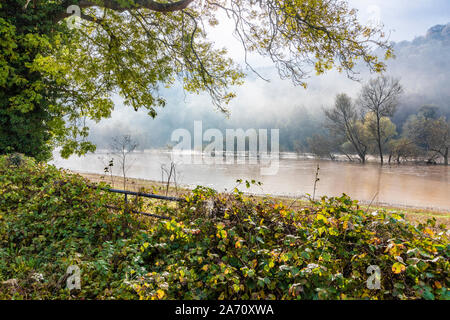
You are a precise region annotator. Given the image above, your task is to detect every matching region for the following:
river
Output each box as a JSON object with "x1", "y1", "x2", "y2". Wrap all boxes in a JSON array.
[{"x1": 51, "y1": 150, "x2": 450, "y2": 211}]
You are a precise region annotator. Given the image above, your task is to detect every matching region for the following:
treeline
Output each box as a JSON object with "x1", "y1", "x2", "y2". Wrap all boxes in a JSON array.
[{"x1": 307, "y1": 76, "x2": 449, "y2": 165}]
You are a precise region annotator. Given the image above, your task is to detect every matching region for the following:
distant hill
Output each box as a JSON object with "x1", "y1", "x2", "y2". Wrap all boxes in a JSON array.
[
  {"x1": 389, "y1": 23, "x2": 450, "y2": 126},
  {"x1": 425, "y1": 23, "x2": 450, "y2": 42}
]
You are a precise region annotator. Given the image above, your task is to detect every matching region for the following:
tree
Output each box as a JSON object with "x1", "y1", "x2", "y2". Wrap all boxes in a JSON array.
[
  {"x1": 0, "y1": 4, "x2": 56, "y2": 161},
  {"x1": 403, "y1": 114, "x2": 449, "y2": 165},
  {"x1": 358, "y1": 76, "x2": 403, "y2": 164},
  {"x1": 418, "y1": 105, "x2": 440, "y2": 120},
  {"x1": 307, "y1": 133, "x2": 337, "y2": 160},
  {"x1": 0, "y1": 0, "x2": 393, "y2": 160},
  {"x1": 325, "y1": 93, "x2": 368, "y2": 163},
  {"x1": 387, "y1": 138, "x2": 420, "y2": 164},
  {"x1": 361, "y1": 112, "x2": 397, "y2": 157},
  {"x1": 110, "y1": 135, "x2": 138, "y2": 189}
]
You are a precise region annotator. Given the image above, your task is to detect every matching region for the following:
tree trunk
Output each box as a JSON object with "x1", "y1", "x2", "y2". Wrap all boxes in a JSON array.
[
  {"x1": 376, "y1": 114, "x2": 384, "y2": 164},
  {"x1": 445, "y1": 148, "x2": 449, "y2": 166},
  {"x1": 359, "y1": 153, "x2": 366, "y2": 164}
]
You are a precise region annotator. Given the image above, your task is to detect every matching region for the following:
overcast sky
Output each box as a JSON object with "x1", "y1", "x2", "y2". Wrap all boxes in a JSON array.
[{"x1": 347, "y1": 0, "x2": 450, "y2": 41}]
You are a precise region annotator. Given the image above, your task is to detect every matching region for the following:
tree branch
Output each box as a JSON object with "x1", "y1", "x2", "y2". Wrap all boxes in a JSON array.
[
  {"x1": 56, "y1": 0, "x2": 195, "y2": 22},
  {"x1": 77, "y1": 0, "x2": 195, "y2": 13}
]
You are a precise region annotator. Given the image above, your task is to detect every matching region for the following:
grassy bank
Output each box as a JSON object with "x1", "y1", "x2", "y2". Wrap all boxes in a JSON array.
[{"x1": 0, "y1": 155, "x2": 448, "y2": 300}]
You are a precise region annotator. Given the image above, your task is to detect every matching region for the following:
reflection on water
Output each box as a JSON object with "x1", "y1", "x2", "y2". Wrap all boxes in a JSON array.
[{"x1": 51, "y1": 150, "x2": 450, "y2": 211}]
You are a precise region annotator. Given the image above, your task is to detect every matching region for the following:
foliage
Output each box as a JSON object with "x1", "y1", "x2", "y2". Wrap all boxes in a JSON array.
[
  {"x1": 133, "y1": 186, "x2": 449, "y2": 300},
  {"x1": 307, "y1": 133, "x2": 338, "y2": 160},
  {"x1": 0, "y1": 154, "x2": 143, "y2": 299},
  {"x1": 387, "y1": 138, "x2": 421, "y2": 164},
  {"x1": 0, "y1": 2, "x2": 58, "y2": 161},
  {"x1": 361, "y1": 112, "x2": 397, "y2": 155},
  {"x1": 403, "y1": 113, "x2": 449, "y2": 165},
  {"x1": 0, "y1": 156, "x2": 448, "y2": 300}
]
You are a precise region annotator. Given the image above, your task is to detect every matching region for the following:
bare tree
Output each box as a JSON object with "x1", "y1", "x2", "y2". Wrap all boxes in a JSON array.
[
  {"x1": 110, "y1": 135, "x2": 138, "y2": 189},
  {"x1": 358, "y1": 76, "x2": 403, "y2": 164},
  {"x1": 161, "y1": 162, "x2": 178, "y2": 196},
  {"x1": 325, "y1": 94, "x2": 368, "y2": 163}
]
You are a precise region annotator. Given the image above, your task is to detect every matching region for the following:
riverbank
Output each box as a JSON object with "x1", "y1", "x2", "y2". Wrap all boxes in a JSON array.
[{"x1": 78, "y1": 171, "x2": 450, "y2": 227}]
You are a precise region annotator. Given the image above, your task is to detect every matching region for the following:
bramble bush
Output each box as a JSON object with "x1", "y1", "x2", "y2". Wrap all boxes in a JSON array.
[{"x1": 0, "y1": 155, "x2": 448, "y2": 299}]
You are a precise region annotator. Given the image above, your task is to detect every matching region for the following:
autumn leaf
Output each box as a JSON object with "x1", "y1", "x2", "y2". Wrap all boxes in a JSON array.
[
  {"x1": 392, "y1": 262, "x2": 406, "y2": 274},
  {"x1": 156, "y1": 289, "x2": 165, "y2": 299}
]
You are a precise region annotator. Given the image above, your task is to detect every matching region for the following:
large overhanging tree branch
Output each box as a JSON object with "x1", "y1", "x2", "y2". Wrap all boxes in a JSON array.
[
  {"x1": 55, "y1": 0, "x2": 195, "y2": 20},
  {"x1": 9, "y1": 0, "x2": 394, "y2": 158},
  {"x1": 80, "y1": 0, "x2": 195, "y2": 12},
  {"x1": 63, "y1": 0, "x2": 392, "y2": 82}
]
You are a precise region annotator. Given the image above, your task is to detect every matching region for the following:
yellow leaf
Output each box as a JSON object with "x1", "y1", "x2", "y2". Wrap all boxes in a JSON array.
[
  {"x1": 156, "y1": 289, "x2": 165, "y2": 299},
  {"x1": 392, "y1": 262, "x2": 406, "y2": 274},
  {"x1": 317, "y1": 214, "x2": 328, "y2": 223},
  {"x1": 424, "y1": 228, "x2": 434, "y2": 237}
]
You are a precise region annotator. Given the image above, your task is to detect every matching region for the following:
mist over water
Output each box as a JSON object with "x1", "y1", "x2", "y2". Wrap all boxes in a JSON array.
[
  {"x1": 54, "y1": 24, "x2": 450, "y2": 212},
  {"x1": 51, "y1": 150, "x2": 450, "y2": 212}
]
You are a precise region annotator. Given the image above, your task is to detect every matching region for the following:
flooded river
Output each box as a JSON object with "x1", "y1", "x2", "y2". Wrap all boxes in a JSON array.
[{"x1": 51, "y1": 150, "x2": 450, "y2": 211}]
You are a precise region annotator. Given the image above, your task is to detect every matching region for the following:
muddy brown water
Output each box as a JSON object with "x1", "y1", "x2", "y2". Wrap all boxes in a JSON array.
[{"x1": 51, "y1": 150, "x2": 450, "y2": 212}]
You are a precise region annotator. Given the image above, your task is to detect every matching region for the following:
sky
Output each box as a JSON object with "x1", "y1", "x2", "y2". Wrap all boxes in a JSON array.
[{"x1": 347, "y1": 0, "x2": 450, "y2": 41}]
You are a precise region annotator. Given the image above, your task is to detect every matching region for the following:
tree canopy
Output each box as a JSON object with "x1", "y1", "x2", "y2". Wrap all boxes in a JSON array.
[{"x1": 0, "y1": 0, "x2": 393, "y2": 159}]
